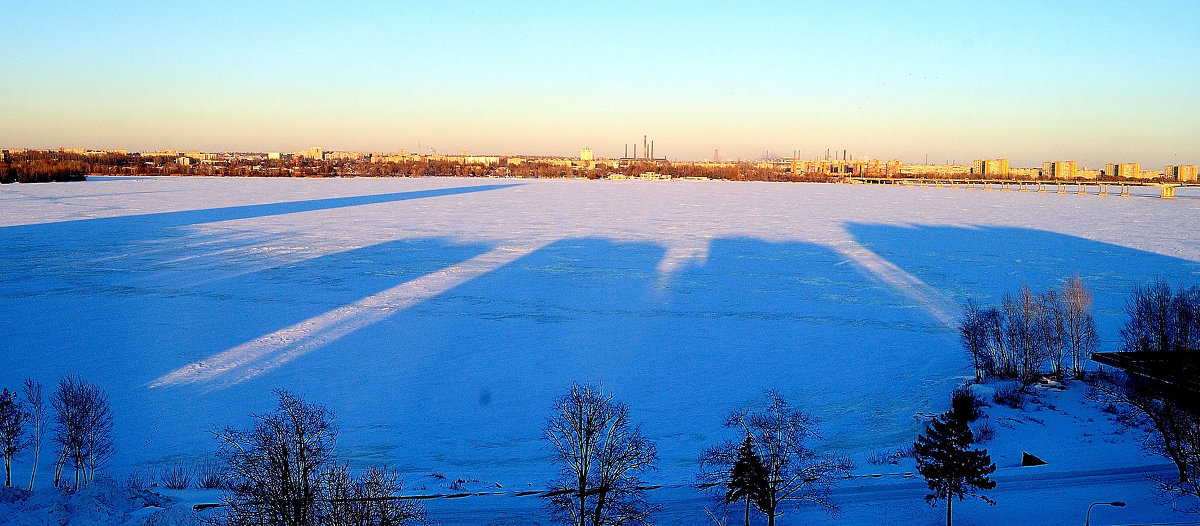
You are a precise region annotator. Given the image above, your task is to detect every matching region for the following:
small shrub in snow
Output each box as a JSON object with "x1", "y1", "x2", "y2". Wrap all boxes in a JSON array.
[
  {"x1": 866, "y1": 450, "x2": 892, "y2": 466},
  {"x1": 195, "y1": 460, "x2": 224, "y2": 489},
  {"x1": 124, "y1": 470, "x2": 152, "y2": 492},
  {"x1": 951, "y1": 387, "x2": 987, "y2": 422},
  {"x1": 157, "y1": 463, "x2": 192, "y2": 490},
  {"x1": 866, "y1": 449, "x2": 903, "y2": 466},
  {"x1": 972, "y1": 421, "x2": 996, "y2": 444},
  {"x1": 992, "y1": 385, "x2": 1025, "y2": 409}
]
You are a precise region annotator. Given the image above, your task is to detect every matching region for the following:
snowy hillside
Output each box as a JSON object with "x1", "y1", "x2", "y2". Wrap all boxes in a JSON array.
[{"x1": 1, "y1": 176, "x2": 1198, "y2": 524}]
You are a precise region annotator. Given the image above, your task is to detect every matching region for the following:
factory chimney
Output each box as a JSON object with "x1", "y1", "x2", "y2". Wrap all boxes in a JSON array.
[{"x1": 643, "y1": 135, "x2": 648, "y2": 160}]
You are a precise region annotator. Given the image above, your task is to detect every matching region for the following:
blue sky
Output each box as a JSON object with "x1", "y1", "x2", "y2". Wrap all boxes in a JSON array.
[{"x1": 2, "y1": 1, "x2": 1197, "y2": 166}]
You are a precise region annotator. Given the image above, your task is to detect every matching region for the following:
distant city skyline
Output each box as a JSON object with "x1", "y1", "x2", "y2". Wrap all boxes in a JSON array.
[{"x1": 2, "y1": 2, "x2": 1197, "y2": 166}]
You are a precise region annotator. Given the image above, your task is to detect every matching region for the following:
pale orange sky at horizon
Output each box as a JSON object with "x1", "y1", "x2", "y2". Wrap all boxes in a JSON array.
[{"x1": 3, "y1": 2, "x2": 1197, "y2": 167}]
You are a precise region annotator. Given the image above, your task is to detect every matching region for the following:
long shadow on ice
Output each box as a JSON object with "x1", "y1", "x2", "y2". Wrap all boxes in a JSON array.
[
  {"x1": 0, "y1": 182, "x2": 519, "y2": 296},
  {"x1": 844, "y1": 223, "x2": 1200, "y2": 345},
  {"x1": 259, "y1": 237, "x2": 964, "y2": 489},
  {"x1": 0, "y1": 234, "x2": 493, "y2": 397},
  {"x1": 1, "y1": 182, "x2": 518, "y2": 233}
]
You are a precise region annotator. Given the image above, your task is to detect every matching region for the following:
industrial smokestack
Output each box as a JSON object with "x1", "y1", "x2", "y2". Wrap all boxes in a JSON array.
[
  {"x1": 651, "y1": 140, "x2": 654, "y2": 160},
  {"x1": 714, "y1": 149, "x2": 718, "y2": 162},
  {"x1": 624, "y1": 144, "x2": 628, "y2": 158},
  {"x1": 643, "y1": 135, "x2": 648, "y2": 160}
]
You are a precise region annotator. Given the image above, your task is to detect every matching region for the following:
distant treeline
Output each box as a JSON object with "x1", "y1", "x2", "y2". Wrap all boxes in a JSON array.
[{"x1": 0, "y1": 151, "x2": 91, "y2": 183}]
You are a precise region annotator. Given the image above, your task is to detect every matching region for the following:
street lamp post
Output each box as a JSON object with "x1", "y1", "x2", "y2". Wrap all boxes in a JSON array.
[{"x1": 1085, "y1": 501, "x2": 1126, "y2": 526}]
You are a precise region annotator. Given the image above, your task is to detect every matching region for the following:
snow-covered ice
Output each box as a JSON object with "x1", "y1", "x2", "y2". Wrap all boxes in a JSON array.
[{"x1": 1, "y1": 176, "x2": 1199, "y2": 524}]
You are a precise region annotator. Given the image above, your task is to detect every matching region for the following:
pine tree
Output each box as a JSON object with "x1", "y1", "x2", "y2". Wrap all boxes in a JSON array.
[
  {"x1": 725, "y1": 434, "x2": 768, "y2": 526},
  {"x1": 913, "y1": 408, "x2": 996, "y2": 526}
]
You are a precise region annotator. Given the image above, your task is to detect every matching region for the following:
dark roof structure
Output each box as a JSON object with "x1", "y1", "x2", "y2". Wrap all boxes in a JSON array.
[{"x1": 1093, "y1": 351, "x2": 1200, "y2": 412}]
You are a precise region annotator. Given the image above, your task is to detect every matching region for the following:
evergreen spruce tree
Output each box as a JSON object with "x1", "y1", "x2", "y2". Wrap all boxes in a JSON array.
[
  {"x1": 725, "y1": 433, "x2": 768, "y2": 526},
  {"x1": 914, "y1": 407, "x2": 996, "y2": 526}
]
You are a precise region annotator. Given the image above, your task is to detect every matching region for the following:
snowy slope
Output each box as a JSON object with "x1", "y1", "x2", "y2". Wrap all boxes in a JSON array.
[{"x1": 1, "y1": 176, "x2": 1198, "y2": 524}]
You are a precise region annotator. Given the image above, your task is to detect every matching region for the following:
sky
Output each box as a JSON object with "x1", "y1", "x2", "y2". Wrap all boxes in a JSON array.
[{"x1": 2, "y1": 1, "x2": 1198, "y2": 166}]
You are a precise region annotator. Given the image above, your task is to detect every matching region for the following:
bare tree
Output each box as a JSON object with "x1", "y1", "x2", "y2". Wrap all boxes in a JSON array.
[
  {"x1": 214, "y1": 390, "x2": 338, "y2": 526},
  {"x1": 50, "y1": 376, "x2": 113, "y2": 490},
  {"x1": 980, "y1": 306, "x2": 1006, "y2": 379},
  {"x1": 959, "y1": 301, "x2": 989, "y2": 382},
  {"x1": 81, "y1": 385, "x2": 114, "y2": 485},
  {"x1": 699, "y1": 390, "x2": 851, "y2": 526},
  {"x1": 0, "y1": 388, "x2": 27, "y2": 487},
  {"x1": 1035, "y1": 288, "x2": 1066, "y2": 378},
  {"x1": 1063, "y1": 277, "x2": 1099, "y2": 378},
  {"x1": 1092, "y1": 280, "x2": 1200, "y2": 511},
  {"x1": 22, "y1": 379, "x2": 44, "y2": 491},
  {"x1": 1091, "y1": 369, "x2": 1200, "y2": 510},
  {"x1": 1004, "y1": 287, "x2": 1047, "y2": 384},
  {"x1": 1121, "y1": 280, "x2": 1181, "y2": 353},
  {"x1": 544, "y1": 383, "x2": 658, "y2": 526}
]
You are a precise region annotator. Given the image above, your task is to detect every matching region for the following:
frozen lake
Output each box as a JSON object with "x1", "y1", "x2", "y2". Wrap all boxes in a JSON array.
[{"x1": 2, "y1": 176, "x2": 1199, "y2": 524}]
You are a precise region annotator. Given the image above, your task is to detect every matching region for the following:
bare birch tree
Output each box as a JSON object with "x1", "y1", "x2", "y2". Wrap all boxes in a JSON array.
[
  {"x1": 22, "y1": 378, "x2": 44, "y2": 491},
  {"x1": 50, "y1": 376, "x2": 113, "y2": 490},
  {"x1": 1063, "y1": 276, "x2": 1099, "y2": 378},
  {"x1": 959, "y1": 301, "x2": 990, "y2": 382},
  {"x1": 1035, "y1": 288, "x2": 1066, "y2": 378}
]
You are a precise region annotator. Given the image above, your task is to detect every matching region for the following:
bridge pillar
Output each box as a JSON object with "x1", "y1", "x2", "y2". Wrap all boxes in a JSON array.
[
  {"x1": 1056, "y1": 183, "x2": 1066, "y2": 194},
  {"x1": 1162, "y1": 185, "x2": 1176, "y2": 199},
  {"x1": 1120, "y1": 186, "x2": 1130, "y2": 197},
  {"x1": 1077, "y1": 184, "x2": 1086, "y2": 194},
  {"x1": 1098, "y1": 184, "x2": 1108, "y2": 196}
]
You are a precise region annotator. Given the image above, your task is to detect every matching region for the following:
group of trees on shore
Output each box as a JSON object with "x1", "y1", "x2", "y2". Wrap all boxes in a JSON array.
[
  {"x1": 959, "y1": 277, "x2": 1099, "y2": 384},
  {"x1": 0, "y1": 376, "x2": 113, "y2": 492},
  {"x1": 960, "y1": 276, "x2": 1200, "y2": 513}
]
